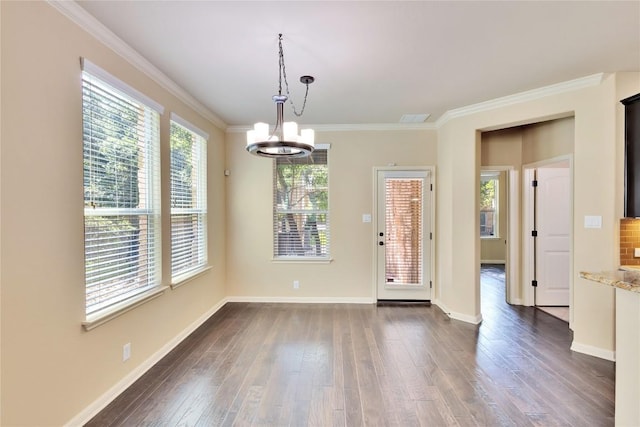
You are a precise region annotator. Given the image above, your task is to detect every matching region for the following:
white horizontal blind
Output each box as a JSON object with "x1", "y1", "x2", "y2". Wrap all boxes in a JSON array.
[
  {"x1": 82, "y1": 70, "x2": 161, "y2": 315},
  {"x1": 385, "y1": 177, "x2": 423, "y2": 285},
  {"x1": 274, "y1": 149, "x2": 329, "y2": 258},
  {"x1": 170, "y1": 118, "x2": 208, "y2": 280}
]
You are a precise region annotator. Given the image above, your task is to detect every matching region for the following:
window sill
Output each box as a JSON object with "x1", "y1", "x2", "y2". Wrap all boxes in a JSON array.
[
  {"x1": 272, "y1": 257, "x2": 333, "y2": 264},
  {"x1": 480, "y1": 236, "x2": 501, "y2": 240},
  {"x1": 171, "y1": 265, "x2": 212, "y2": 290},
  {"x1": 82, "y1": 286, "x2": 169, "y2": 331}
]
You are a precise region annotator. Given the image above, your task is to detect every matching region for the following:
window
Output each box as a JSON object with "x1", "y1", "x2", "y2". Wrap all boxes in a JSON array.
[
  {"x1": 274, "y1": 147, "x2": 329, "y2": 259},
  {"x1": 170, "y1": 115, "x2": 208, "y2": 282},
  {"x1": 82, "y1": 59, "x2": 162, "y2": 316},
  {"x1": 480, "y1": 173, "x2": 499, "y2": 238}
]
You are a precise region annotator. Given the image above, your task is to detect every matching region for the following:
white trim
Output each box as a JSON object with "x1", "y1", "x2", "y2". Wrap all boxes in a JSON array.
[
  {"x1": 436, "y1": 73, "x2": 604, "y2": 127},
  {"x1": 227, "y1": 122, "x2": 437, "y2": 133},
  {"x1": 226, "y1": 296, "x2": 374, "y2": 304},
  {"x1": 522, "y1": 167, "x2": 536, "y2": 307},
  {"x1": 507, "y1": 168, "x2": 520, "y2": 307},
  {"x1": 372, "y1": 166, "x2": 436, "y2": 302},
  {"x1": 449, "y1": 311, "x2": 483, "y2": 324},
  {"x1": 48, "y1": 0, "x2": 605, "y2": 133},
  {"x1": 570, "y1": 341, "x2": 615, "y2": 362},
  {"x1": 82, "y1": 286, "x2": 169, "y2": 331},
  {"x1": 432, "y1": 299, "x2": 483, "y2": 324},
  {"x1": 170, "y1": 113, "x2": 209, "y2": 140},
  {"x1": 67, "y1": 298, "x2": 230, "y2": 426},
  {"x1": 48, "y1": 0, "x2": 226, "y2": 129},
  {"x1": 271, "y1": 258, "x2": 333, "y2": 264},
  {"x1": 81, "y1": 58, "x2": 164, "y2": 114}
]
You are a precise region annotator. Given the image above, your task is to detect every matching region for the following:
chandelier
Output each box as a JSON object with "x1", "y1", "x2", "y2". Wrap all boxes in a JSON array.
[{"x1": 246, "y1": 34, "x2": 315, "y2": 158}]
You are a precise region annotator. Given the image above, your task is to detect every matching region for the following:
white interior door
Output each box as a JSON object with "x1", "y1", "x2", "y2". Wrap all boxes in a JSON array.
[
  {"x1": 376, "y1": 170, "x2": 431, "y2": 301},
  {"x1": 535, "y1": 165, "x2": 570, "y2": 306}
]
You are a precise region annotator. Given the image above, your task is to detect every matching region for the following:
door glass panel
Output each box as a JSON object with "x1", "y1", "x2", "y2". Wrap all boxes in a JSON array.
[{"x1": 385, "y1": 177, "x2": 423, "y2": 286}]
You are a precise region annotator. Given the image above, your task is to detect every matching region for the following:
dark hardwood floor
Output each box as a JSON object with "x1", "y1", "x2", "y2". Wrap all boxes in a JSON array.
[{"x1": 86, "y1": 267, "x2": 615, "y2": 426}]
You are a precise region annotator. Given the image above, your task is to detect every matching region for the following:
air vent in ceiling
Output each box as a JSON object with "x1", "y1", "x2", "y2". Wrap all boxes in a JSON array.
[{"x1": 400, "y1": 113, "x2": 430, "y2": 123}]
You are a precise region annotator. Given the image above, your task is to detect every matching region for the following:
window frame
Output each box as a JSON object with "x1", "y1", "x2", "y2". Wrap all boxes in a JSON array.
[
  {"x1": 480, "y1": 172, "x2": 500, "y2": 239},
  {"x1": 81, "y1": 59, "x2": 165, "y2": 328},
  {"x1": 273, "y1": 144, "x2": 331, "y2": 262},
  {"x1": 170, "y1": 114, "x2": 209, "y2": 286}
]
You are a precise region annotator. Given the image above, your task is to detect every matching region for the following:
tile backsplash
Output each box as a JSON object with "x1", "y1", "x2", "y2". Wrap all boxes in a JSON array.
[{"x1": 620, "y1": 218, "x2": 640, "y2": 265}]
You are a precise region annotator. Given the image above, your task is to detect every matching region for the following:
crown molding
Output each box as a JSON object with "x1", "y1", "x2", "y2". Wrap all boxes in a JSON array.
[
  {"x1": 46, "y1": 0, "x2": 606, "y2": 134},
  {"x1": 227, "y1": 122, "x2": 437, "y2": 133},
  {"x1": 47, "y1": 0, "x2": 227, "y2": 130},
  {"x1": 436, "y1": 73, "x2": 605, "y2": 127}
]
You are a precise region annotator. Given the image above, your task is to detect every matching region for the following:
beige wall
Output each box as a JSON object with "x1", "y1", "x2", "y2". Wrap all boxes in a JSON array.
[
  {"x1": 225, "y1": 129, "x2": 438, "y2": 300},
  {"x1": 438, "y1": 74, "x2": 640, "y2": 355},
  {"x1": 2, "y1": 2, "x2": 639, "y2": 425},
  {"x1": 1, "y1": 3, "x2": 226, "y2": 425},
  {"x1": 522, "y1": 116, "x2": 574, "y2": 164},
  {"x1": 481, "y1": 127, "x2": 523, "y2": 167},
  {"x1": 481, "y1": 128, "x2": 523, "y2": 266}
]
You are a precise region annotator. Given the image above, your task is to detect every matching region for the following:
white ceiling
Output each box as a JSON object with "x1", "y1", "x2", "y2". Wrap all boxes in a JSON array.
[{"x1": 76, "y1": 1, "x2": 640, "y2": 128}]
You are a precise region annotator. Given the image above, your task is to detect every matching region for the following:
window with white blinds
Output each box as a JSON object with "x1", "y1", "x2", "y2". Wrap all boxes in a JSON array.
[
  {"x1": 170, "y1": 116, "x2": 208, "y2": 281},
  {"x1": 274, "y1": 148, "x2": 329, "y2": 259},
  {"x1": 385, "y1": 177, "x2": 423, "y2": 285},
  {"x1": 82, "y1": 62, "x2": 162, "y2": 316},
  {"x1": 480, "y1": 172, "x2": 499, "y2": 238}
]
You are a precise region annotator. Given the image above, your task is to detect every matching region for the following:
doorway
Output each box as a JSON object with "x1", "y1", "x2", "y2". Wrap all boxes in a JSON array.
[
  {"x1": 480, "y1": 167, "x2": 519, "y2": 305},
  {"x1": 374, "y1": 168, "x2": 433, "y2": 301},
  {"x1": 523, "y1": 157, "x2": 572, "y2": 323}
]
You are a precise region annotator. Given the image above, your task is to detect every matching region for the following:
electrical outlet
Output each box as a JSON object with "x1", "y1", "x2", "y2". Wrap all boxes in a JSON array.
[
  {"x1": 293, "y1": 280, "x2": 300, "y2": 289},
  {"x1": 123, "y1": 343, "x2": 131, "y2": 362}
]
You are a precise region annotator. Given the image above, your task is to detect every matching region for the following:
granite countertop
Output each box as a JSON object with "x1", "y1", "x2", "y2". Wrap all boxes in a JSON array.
[{"x1": 580, "y1": 270, "x2": 640, "y2": 293}]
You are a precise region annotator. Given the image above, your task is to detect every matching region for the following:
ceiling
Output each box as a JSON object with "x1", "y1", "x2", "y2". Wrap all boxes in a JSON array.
[{"x1": 76, "y1": 1, "x2": 640, "y2": 128}]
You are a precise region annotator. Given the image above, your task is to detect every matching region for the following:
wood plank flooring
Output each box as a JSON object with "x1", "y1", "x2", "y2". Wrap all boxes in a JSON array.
[{"x1": 86, "y1": 267, "x2": 615, "y2": 426}]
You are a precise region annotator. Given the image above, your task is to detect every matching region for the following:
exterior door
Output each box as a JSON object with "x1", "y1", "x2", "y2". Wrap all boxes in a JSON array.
[
  {"x1": 376, "y1": 170, "x2": 431, "y2": 301},
  {"x1": 535, "y1": 165, "x2": 570, "y2": 306}
]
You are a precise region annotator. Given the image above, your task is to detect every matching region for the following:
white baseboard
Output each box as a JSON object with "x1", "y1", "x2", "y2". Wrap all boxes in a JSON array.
[
  {"x1": 570, "y1": 341, "x2": 615, "y2": 361},
  {"x1": 481, "y1": 260, "x2": 506, "y2": 264},
  {"x1": 226, "y1": 296, "x2": 375, "y2": 304},
  {"x1": 65, "y1": 298, "x2": 230, "y2": 427},
  {"x1": 508, "y1": 298, "x2": 524, "y2": 305},
  {"x1": 432, "y1": 299, "x2": 483, "y2": 324}
]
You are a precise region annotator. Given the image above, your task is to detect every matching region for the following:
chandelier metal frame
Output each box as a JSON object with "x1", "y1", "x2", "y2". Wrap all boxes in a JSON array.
[{"x1": 246, "y1": 34, "x2": 315, "y2": 158}]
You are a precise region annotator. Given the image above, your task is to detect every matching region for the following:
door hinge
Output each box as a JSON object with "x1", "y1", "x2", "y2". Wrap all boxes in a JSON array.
[
  {"x1": 532, "y1": 280, "x2": 538, "y2": 287},
  {"x1": 430, "y1": 232, "x2": 433, "y2": 240},
  {"x1": 531, "y1": 230, "x2": 538, "y2": 237},
  {"x1": 429, "y1": 281, "x2": 433, "y2": 289},
  {"x1": 532, "y1": 180, "x2": 538, "y2": 187},
  {"x1": 430, "y1": 183, "x2": 433, "y2": 191}
]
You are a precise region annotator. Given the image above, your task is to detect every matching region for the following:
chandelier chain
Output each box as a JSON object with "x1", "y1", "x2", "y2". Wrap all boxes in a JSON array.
[{"x1": 278, "y1": 34, "x2": 309, "y2": 118}]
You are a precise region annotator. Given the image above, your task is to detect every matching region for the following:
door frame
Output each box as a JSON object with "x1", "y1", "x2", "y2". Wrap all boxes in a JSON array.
[
  {"x1": 373, "y1": 166, "x2": 436, "y2": 300},
  {"x1": 480, "y1": 166, "x2": 520, "y2": 305},
  {"x1": 522, "y1": 155, "x2": 574, "y2": 324}
]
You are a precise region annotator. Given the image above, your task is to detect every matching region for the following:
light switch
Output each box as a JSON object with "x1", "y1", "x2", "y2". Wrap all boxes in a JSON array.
[
  {"x1": 362, "y1": 214, "x2": 371, "y2": 223},
  {"x1": 634, "y1": 248, "x2": 640, "y2": 258},
  {"x1": 584, "y1": 215, "x2": 602, "y2": 229}
]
